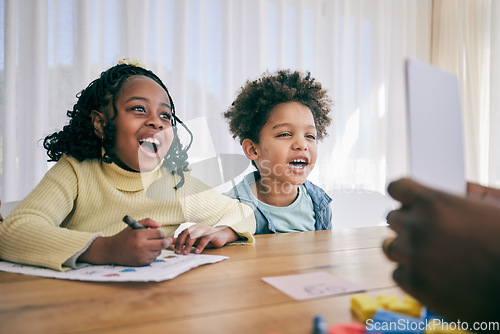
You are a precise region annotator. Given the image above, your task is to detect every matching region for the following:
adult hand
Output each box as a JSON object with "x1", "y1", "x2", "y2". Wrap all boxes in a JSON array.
[
  {"x1": 384, "y1": 178, "x2": 500, "y2": 323},
  {"x1": 467, "y1": 181, "x2": 500, "y2": 205}
]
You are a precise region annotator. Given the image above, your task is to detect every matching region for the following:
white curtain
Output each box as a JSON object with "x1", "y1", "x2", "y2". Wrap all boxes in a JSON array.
[
  {"x1": 430, "y1": 0, "x2": 498, "y2": 186},
  {"x1": 1, "y1": 0, "x2": 495, "y2": 202}
]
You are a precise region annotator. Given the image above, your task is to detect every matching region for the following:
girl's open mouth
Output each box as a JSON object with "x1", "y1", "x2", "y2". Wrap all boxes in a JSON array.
[{"x1": 139, "y1": 137, "x2": 161, "y2": 155}]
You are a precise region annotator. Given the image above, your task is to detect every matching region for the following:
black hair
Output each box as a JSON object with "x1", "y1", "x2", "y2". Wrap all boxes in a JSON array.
[
  {"x1": 43, "y1": 63, "x2": 191, "y2": 189},
  {"x1": 224, "y1": 69, "x2": 332, "y2": 144}
]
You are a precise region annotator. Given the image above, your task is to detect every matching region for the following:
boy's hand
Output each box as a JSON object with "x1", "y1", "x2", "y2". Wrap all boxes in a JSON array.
[
  {"x1": 173, "y1": 224, "x2": 238, "y2": 255},
  {"x1": 79, "y1": 218, "x2": 172, "y2": 266}
]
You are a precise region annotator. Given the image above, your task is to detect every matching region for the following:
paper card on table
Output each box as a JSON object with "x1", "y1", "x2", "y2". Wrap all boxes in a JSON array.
[
  {"x1": 0, "y1": 250, "x2": 228, "y2": 282},
  {"x1": 262, "y1": 271, "x2": 365, "y2": 301}
]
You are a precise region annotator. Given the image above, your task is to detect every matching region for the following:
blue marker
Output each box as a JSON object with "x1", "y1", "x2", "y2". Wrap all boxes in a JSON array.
[
  {"x1": 312, "y1": 315, "x2": 327, "y2": 334},
  {"x1": 122, "y1": 215, "x2": 146, "y2": 229}
]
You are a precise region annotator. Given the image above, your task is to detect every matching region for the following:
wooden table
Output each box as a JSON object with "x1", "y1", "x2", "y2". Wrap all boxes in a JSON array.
[{"x1": 0, "y1": 226, "x2": 401, "y2": 334}]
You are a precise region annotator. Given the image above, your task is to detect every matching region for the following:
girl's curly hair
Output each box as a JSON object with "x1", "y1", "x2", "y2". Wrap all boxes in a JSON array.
[
  {"x1": 223, "y1": 69, "x2": 332, "y2": 144},
  {"x1": 43, "y1": 63, "x2": 191, "y2": 189}
]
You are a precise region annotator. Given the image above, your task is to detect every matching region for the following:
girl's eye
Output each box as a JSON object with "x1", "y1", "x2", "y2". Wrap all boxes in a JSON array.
[
  {"x1": 132, "y1": 106, "x2": 146, "y2": 113},
  {"x1": 160, "y1": 113, "x2": 172, "y2": 121},
  {"x1": 307, "y1": 134, "x2": 317, "y2": 140}
]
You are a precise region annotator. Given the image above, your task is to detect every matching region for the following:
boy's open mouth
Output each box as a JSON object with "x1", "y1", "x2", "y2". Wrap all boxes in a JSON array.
[
  {"x1": 288, "y1": 159, "x2": 308, "y2": 169},
  {"x1": 139, "y1": 137, "x2": 161, "y2": 154}
]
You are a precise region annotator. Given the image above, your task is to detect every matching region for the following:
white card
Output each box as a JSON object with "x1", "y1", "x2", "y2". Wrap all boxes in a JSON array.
[
  {"x1": 262, "y1": 271, "x2": 365, "y2": 301},
  {"x1": 406, "y1": 58, "x2": 466, "y2": 195}
]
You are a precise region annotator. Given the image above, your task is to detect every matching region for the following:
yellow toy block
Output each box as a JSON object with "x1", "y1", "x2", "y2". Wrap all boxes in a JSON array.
[
  {"x1": 375, "y1": 294, "x2": 399, "y2": 308},
  {"x1": 350, "y1": 293, "x2": 379, "y2": 322},
  {"x1": 388, "y1": 300, "x2": 418, "y2": 317},
  {"x1": 351, "y1": 293, "x2": 422, "y2": 322},
  {"x1": 402, "y1": 294, "x2": 422, "y2": 317},
  {"x1": 375, "y1": 293, "x2": 422, "y2": 317}
]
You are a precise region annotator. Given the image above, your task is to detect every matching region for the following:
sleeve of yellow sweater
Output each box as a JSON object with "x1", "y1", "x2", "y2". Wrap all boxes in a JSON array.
[
  {"x1": 0, "y1": 157, "x2": 101, "y2": 271},
  {"x1": 181, "y1": 174, "x2": 256, "y2": 243}
]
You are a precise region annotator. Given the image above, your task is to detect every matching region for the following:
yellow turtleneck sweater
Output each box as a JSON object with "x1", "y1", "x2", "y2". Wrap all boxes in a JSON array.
[{"x1": 0, "y1": 155, "x2": 256, "y2": 271}]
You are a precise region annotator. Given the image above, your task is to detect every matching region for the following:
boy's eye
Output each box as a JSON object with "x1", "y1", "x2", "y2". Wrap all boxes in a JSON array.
[
  {"x1": 307, "y1": 134, "x2": 317, "y2": 140},
  {"x1": 277, "y1": 133, "x2": 291, "y2": 137}
]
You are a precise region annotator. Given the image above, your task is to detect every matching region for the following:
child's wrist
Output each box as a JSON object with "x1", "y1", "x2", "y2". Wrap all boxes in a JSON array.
[
  {"x1": 78, "y1": 236, "x2": 111, "y2": 265},
  {"x1": 222, "y1": 227, "x2": 239, "y2": 243}
]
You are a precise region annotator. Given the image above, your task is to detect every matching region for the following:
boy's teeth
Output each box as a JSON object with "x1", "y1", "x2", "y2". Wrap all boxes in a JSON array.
[{"x1": 289, "y1": 159, "x2": 307, "y2": 168}]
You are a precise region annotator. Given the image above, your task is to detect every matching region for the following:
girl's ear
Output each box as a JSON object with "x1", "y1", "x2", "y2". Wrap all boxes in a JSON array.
[
  {"x1": 242, "y1": 139, "x2": 259, "y2": 161},
  {"x1": 90, "y1": 110, "x2": 106, "y2": 139}
]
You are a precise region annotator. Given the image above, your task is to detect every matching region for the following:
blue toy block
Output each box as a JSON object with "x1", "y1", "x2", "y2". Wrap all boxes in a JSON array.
[
  {"x1": 365, "y1": 309, "x2": 424, "y2": 334},
  {"x1": 422, "y1": 307, "x2": 447, "y2": 321}
]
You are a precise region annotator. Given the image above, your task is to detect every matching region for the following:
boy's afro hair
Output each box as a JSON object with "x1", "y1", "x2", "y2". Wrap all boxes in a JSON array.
[{"x1": 224, "y1": 69, "x2": 332, "y2": 144}]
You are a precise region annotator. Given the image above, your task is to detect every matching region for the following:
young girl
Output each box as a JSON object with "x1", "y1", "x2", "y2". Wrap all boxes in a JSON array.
[{"x1": 0, "y1": 59, "x2": 255, "y2": 271}]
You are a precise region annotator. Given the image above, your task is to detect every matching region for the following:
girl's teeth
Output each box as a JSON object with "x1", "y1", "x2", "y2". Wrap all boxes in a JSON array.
[{"x1": 140, "y1": 138, "x2": 160, "y2": 145}]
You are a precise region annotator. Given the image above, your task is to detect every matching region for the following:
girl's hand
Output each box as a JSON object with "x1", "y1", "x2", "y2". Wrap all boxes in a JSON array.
[
  {"x1": 79, "y1": 218, "x2": 172, "y2": 266},
  {"x1": 173, "y1": 224, "x2": 238, "y2": 255}
]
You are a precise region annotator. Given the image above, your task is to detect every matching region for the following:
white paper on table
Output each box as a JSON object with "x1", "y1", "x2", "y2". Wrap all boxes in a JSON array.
[
  {"x1": 262, "y1": 271, "x2": 365, "y2": 301},
  {"x1": 0, "y1": 250, "x2": 228, "y2": 282}
]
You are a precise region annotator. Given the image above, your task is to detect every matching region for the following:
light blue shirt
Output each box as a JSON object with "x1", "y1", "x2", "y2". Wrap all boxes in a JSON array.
[
  {"x1": 255, "y1": 184, "x2": 316, "y2": 233},
  {"x1": 224, "y1": 171, "x2": 331, "y2": 234}
]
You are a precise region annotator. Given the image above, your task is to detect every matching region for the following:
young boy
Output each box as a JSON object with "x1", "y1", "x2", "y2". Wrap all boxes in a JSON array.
[{"x1": 223, "y1": 70, "x2": 332, "y2": 234}]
